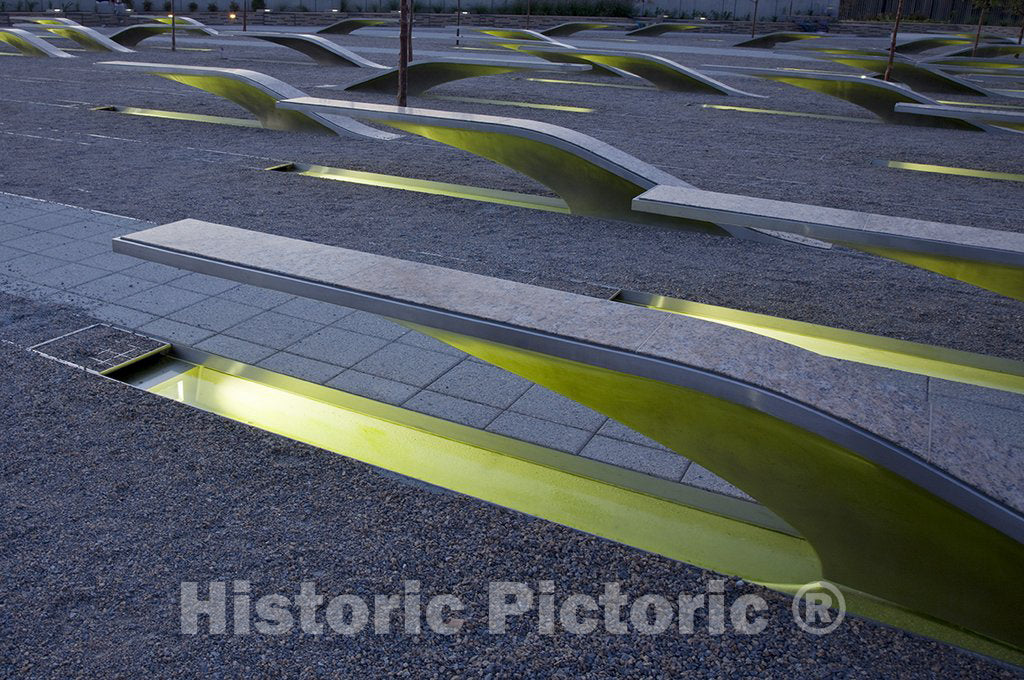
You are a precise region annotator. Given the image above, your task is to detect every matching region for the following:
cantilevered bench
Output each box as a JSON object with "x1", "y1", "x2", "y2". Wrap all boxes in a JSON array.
[
  {"x1": 275, "y1": 94, "x2": 1024, "y2": 300},
  {"x1": 946, "y1": 44, "x2": 1024, "y2": 59},
  {"x1": 317, "y1": 17, "x2": 397, "y2": 34},
  {"x1": 472, "y1": 27, "x2": 573, "y2": 47},
  {"x1": 632, "y1": 184, "x2": 1024, "y2": 301},
  {"x1": 275, "y1": 96, "x2": 776, "y2": 238},
  {"x1": 113, "y1": 217, "x2": 1024, "y2": 664},
  {"x1": 893, "y1": 102, "x2": 1024, "y2": 132},
  {"x1": 134, "y1": 15, "x2": 210, "y2": 26},
  {"x1": 19, "y1": 23, "x2": 135, "y2": 53},
  {"x1": 341, "y1": 57, "x2": 587, "y2": 95},
  {"x1": 709, "y1": 65, "x2": 996, "y2": 129},
  {"x1": 733, "y1": 31, "x2": 825, "y2": 49},
  {"x1": 494, "y1": 43, "x2": 761, "y2": 95},
  {"x1": 238, "y1": 32, "x2": 387, "y2": 67},
  {"x1": 98, "y1": 62, "x2": 399, "y2": 139},
  {"x1": 474, "y1": 22, "x2": 623, "y2": 40},
  {"x1": 0, "y1": 27, "x2": 75, "y2": 58},
  {"x1": 624, "y1": 22, "x2": 702, "y2": 37},
  {"x1": 20, "y1": 16, "x2": 83, "y2": 25},
  {"x1": 108, "y1": 23, "x2": 219, "y2": 47},
  {"x1": 893, "y1": 35, "x2": 1007, "y2": 54},
  {"x1": 817, "y1": 54, "x2": 996, "y2": 95},
  {"x1": 536, "y1": 21, "x2": 624, "y2": 37},
  {"x1": 926, "y1": 56, "x2": 1024, "y2": 72}
]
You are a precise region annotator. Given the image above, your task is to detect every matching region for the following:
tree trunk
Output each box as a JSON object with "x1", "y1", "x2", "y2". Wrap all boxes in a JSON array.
[
  {"x1": 751, "y1": 0, "x2": 759, "y2": 37},
  {"x1": 883, "y1": 0, "x2": 905, "y2": 82},
  {"x1": 397, "y1": 0, "x2": 410, "y2": 107},
  {"x1": 1017, "y1": 17, "x2": 1023, "y2": 44},
  {"x1": 525, "y1": 0, "x2": 531, "y2": 29},
  {"x1": 972, "y1": 7, "x2": 986, "y2": 57},
  {"x1": 404, "y1": 6, "x2": 413, "y2": 63}
]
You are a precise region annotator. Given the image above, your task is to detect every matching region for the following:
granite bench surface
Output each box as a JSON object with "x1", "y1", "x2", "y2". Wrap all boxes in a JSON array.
[
  {"x1": 632, "y1": 185, "x2": 1024, "y2": 265},
  {"x1": 894, "y1": 103, "x2": 1024, "y2": 124},
  {"x1": 113, "y1": 220, "x2": 1024, "y2": 524},
  {"x1": 276, "y1": 96, "x2": 688, "y2": 188}
]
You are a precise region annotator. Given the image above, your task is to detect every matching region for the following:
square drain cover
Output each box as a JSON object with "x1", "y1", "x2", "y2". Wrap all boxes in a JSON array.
[{"x1": 30, "y1": 324, "x2": 170, "y2": 375}]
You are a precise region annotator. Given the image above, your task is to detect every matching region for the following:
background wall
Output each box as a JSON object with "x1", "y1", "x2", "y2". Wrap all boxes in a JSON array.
[{"x1": 0, "y1": 0, "x2": 838, "y2": 21}]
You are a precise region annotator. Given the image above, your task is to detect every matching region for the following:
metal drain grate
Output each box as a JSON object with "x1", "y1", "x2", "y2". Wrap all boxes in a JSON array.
[{"x1": 30, "y1": 324, "x2": 170, "y2": 375}]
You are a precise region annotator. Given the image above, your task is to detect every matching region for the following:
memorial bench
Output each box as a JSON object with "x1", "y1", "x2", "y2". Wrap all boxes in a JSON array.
[
  {"x1": 0, "y1": 27, "x2": 75, "y2": 57},
  {"x1": 134, "y1": 15, "x2": 210, "y2": 26},
  {"x1": 946, "y1": 44, "x2": 1024, "y2": 59},
  {"x1": 490, "y1": 41, "x2": 763, "y2": 95},
  {"x1": 631, "y1": 184, "x2": 1024, "y2": 301},
  {"x1": 341, "y1": 57, "x2": 588, "y2": 96},
  {"x1": 18, "y1": 23, "x2": 135, "y2": 53},
  {"x1": 624, "y1": 22, "x2": 702, "y2": 37},
  {"x1": 708, "y1": 65, "x2": 998, "y2": 129},
  {"x1": 471, "y1": 27, "x2": 574, "y2": 47},
  {"x1": 317, "y1": 17, "x2": 397, "y2": 35},
  {"x1": 238, "y1": 31, "x2": 388, "y2": 68},
  {"x1": 98, "y1": 61, "x2": 400, "y2": 139},
  {"x1": 112, "y1": 217, "x2": 1024, "y2": 665},
  {"x1": 893, "y1": 102, "x2": 1024, "y2": 132},
  {"x1": 473, "y1": 22, "x2": 622, "y2": 41},
  {"x1": 275, "y1": 95, "x2": 1024, "y2": 299},
  {"x1": 733, "y1": 31, "x2": 825, "y2": 49},
  {"x1": 108, "y1": 23, "x2": 218, "y2": 47},
  {"x1": 20, "y1": 16, "x2": 83, "y2": 26},
  {"x1": 893, "y1": 33, "x2": 1012, "y2": 54},
  {"x1": 816, "y1": 54, "x2": 995, "y2": 95}
]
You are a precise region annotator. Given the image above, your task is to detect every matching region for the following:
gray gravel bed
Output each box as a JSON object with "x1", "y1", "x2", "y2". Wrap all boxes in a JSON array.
[
  {"x1": 1, "y1": 293, "x2": 1021, "y2": 678},
  {"x1": 0, "y1": 34, "x2": 1021, "y2": 361}
]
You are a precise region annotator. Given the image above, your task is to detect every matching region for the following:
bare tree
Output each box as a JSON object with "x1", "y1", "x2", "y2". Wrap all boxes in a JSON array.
[
  {"x1": 969, "y1": 0, "x2": 999, "y2": 56},
  {"x1": 883, "y1": 0, "x2": 906, "y2": 81},
  {"x1": 397, "y1": 0, "x2": 411, "y2": 106},
  {"x1": 1008, "y1": 0, "x2": 1024, "y2": 43}
]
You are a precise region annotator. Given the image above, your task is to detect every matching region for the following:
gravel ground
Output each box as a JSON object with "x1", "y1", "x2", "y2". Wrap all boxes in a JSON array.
[
  {"x1": 1, "y1": 292, "x2": 1022, "y2": 679},
  {"x1": 0, "y1": 31, "x2": 1021, "y2": 359}
]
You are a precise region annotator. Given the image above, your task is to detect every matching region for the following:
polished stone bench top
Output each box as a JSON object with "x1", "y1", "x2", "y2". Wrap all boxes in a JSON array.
[
  {"x1": 0, "y1": 27, "x2": 77, "y2": 58},
  {"x1": 277, "y1": 96, "x2": 689, "y2": 188},
  {"x1": 894, "y1": 102, "x2": 1024, "y2": 125},
  {"x1": 633, "y1": 185, "x2": 1024, "y2": 265},
  {"x1": 113, "y1": 219, "x2": 1024, "y2": 529},
  {"x1": 237, "y1": 31, "x2": 388, "y2": 69}
]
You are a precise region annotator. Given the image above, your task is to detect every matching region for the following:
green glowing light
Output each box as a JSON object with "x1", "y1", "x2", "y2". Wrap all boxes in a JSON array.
[
  {"x1": 884, "y1": 160, "x2": 1024, "y2": 182},
  {"x1": 426, "y1": 94, "x2": 593, "y2": 113},
  {"x1": 143, "y1": 358, "x2": 812, "y2": 591},
  {"x1": 526, "y1": 77, "x2": 653, "y2": 90},
  {"x1": 150, "y1": 46, "x2": 214, "y2": 52},
  {"x1": 92, "y1": 104, "x2": 263, "y2": 128},
  {"x1": 268, "y1": 161, "x2": 570, "y2": 213},
  {"x1": 701, "y1": 103, "x2": 879, "y2": 124},
  {"x1": 937, "y1": 99, "x2": 1024, "y2": 110},
  {"x1": 613, "y1": 290, "x2": 1024, "y2": 393}
]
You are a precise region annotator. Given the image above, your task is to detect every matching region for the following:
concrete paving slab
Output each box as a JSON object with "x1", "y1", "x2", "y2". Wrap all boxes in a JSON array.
[
  {"x1": 326, "y1": 368, "x2": 420, "y2": 405},
  {"x1": 428, "y1": 359, "x2": 533, "y2": 409},
  {"x1": 257, "y1": 351, "x2": 345, "y2": 384},
  {"x1": 486, "y1": 411, "x2": 594, "y2": 453},
  {"x1": 195, "y1": 334, "x2": 277, "y2": 365},
  {"x1": 352, "y1": 342, "x2": 463, "y2": 387},
  {"x1": 580, "y1": 435, "x2": 691, "y2": 481},
  {"x1": 288, "y1": 326, "x2": 390, "y2": 366},
  {"x1": 403, "y1": 390, "x2": 502, "y2": 428}
]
